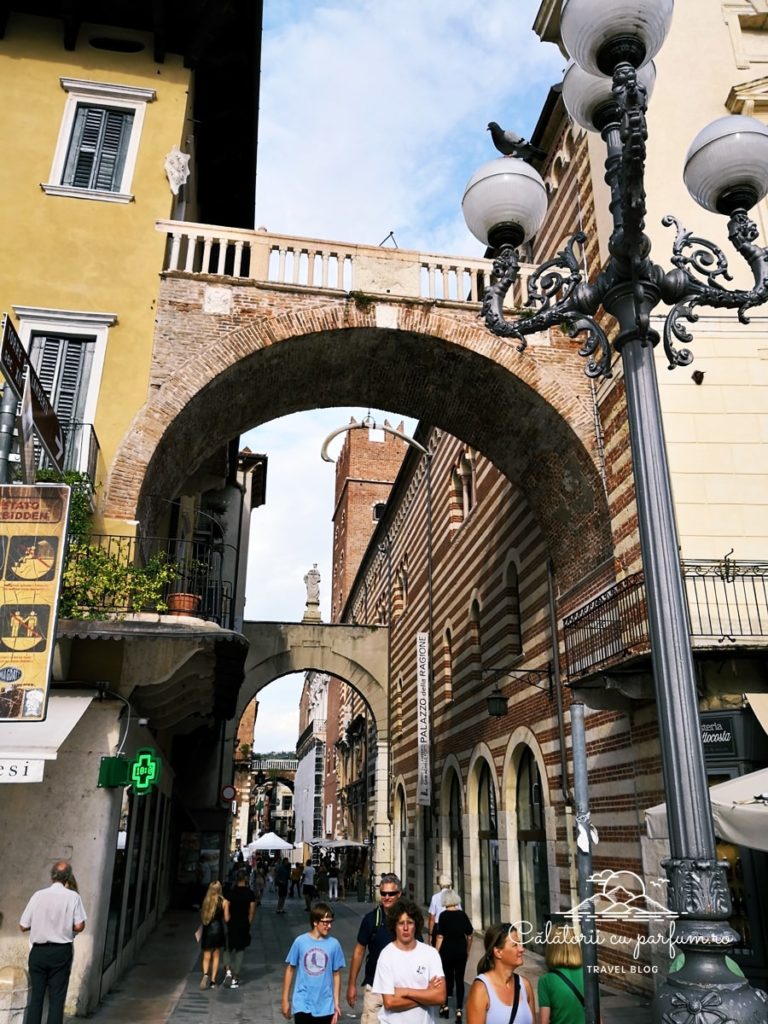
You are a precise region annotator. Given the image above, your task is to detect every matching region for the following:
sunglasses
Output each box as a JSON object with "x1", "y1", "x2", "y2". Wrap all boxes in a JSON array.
[{"x1": 380, "y1": 890, "x2": 400, "y2": 897}]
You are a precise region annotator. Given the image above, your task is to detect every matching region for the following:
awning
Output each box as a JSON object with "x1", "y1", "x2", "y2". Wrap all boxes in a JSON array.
[
  {"x1": 745, "y1": 692, "x2": 768, "y2": 738},
  {"x1": 645, "y1": 767, "x2": 768, "y2": 852},
  {"x1": 0, "y1": 691, "x2": 94, "y2": 760},
  {"x1": 310, "y1": 838, "x2": 366, "y2": 848}
]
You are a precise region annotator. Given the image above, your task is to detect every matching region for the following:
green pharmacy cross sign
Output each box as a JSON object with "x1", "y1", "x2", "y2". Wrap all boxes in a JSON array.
[
  {"x1": 98, "y1": 748, "x2": 162, "y2": 795},
  {"x1": 131, "y1": 748, "x2": 160, "y2": 794}
]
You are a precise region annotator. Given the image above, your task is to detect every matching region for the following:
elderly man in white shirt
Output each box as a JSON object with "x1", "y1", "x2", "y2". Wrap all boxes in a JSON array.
[{"x1": 19, "y1": 861, "x2": 87, "y2": 1024}]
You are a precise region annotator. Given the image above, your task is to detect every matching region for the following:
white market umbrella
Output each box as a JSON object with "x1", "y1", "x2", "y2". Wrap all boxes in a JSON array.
[
  {"x1": 645, "y1": 768, "x2": 768, "y2": 852},
  {"x1": 249, "y1": 831, "x2": 294, "y2": 851}
]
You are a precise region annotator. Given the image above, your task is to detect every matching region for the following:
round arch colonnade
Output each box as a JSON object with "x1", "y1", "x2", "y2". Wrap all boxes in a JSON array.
[{"x1": 418, "y1": 728, "x2": 557, "y2": 935}]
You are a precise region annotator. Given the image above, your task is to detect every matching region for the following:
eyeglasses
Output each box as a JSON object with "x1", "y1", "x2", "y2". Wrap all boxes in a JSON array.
[{"x1": 319, "y1": 918, "x2": 334, "y2": 924}]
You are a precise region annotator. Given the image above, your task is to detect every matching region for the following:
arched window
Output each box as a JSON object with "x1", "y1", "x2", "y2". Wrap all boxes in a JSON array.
[
  {"x1": 448, "y1": 772, "x2": 464, "y2": 904},
  {"x1": 505, "y1": 561, "x2": 522, "y2": 656},
  {"x1": 449, "y1": 448, "x2": 477, "y2": 528},
  {"x1": 478, "y1": 761, "x2": 501, "y2": 927},
  {"x1": 469, "y1": 598, "x2": 482, "y2": 683},
  {"x1": 442, "y1": 628, "x2": 454, "y2": 703},
  {"x1": 394, "y1": 675, "x2": 403, "y2": 734},
  {"x1": 395, "y1": 786, "x2": 408, "y2": 884},
  {"x1": 517, "y1": 748, "x2": 549, "y2": 951}
]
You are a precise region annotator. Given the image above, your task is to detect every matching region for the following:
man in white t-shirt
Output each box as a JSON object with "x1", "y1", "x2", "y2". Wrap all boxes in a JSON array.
[{"x1": 372, "y1": 899, "x2": 445, "y2": 1024}]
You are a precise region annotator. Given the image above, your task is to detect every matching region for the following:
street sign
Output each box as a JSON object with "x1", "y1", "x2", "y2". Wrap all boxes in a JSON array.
[
  {"x1": 0, "y1": 313, "x2": 65, "y2": 472},
  {"x1": 26, "y1": 367, "x2": 65, "y2": 471},
  {"x1": 221, "y1": 783, "x2": 236, "y2": 802},
  {"x1": 0, "y1": 315, "x2": 26, "y2": 399},
  {"x1": 0, "y1": 758, "x2": 45, "y2": 783}
]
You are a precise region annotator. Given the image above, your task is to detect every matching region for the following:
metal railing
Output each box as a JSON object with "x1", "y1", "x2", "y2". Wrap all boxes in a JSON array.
[
  {"x1": 563, "y1": 559, "x2": 768, "y2": 680},
  {"x1": 33, "y1": 421, "x2": 100, "y2": 484},
  {"x1": 61, "y1": 533, "x2": 234, "y2": 627}
]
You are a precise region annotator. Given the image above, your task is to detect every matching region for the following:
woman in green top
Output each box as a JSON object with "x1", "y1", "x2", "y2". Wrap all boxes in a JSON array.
[{"x1": 537, "y1": 924, "x2": 588, "y2": 1024}]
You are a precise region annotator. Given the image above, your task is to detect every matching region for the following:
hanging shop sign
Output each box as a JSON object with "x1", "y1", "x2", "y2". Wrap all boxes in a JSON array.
[
  {"x1": 0, "y1": 484, "x2": 70, "y2": 721},
  {"x1": 415, "y1": 631, "x2": 431, "y2": 806}
]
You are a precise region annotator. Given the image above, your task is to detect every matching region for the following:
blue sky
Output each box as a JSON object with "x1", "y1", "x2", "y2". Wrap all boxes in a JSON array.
[{"x1": 245, "y1": 0, "x2": 565, "y2": 751}]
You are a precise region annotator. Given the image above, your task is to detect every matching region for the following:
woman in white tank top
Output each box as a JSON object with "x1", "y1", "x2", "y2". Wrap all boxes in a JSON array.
[{"x1": 465, "y1": 924, "x2": 536, "y2": 1024}]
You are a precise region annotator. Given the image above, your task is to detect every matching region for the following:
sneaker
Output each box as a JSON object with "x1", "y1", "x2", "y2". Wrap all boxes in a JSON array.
[
  {"x1": 223, "y1": 971, "x2": 233, "y2": 988},
  {"x1": 230, "y1": 980, "x2": 240, "y2": 989},
  {"x1": 199, "y1": 974, "x2": 210, "y2": 990}
]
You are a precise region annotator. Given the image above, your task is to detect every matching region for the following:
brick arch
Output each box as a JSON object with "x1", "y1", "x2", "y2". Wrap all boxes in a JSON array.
[{"x1": 105, "y1": 289, "x2": 611, "y2": 588}]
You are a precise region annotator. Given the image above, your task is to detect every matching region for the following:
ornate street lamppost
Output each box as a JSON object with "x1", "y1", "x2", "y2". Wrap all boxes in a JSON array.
[{"x1": 463, "y1": 2, "x2": 768, "y2": 1021}]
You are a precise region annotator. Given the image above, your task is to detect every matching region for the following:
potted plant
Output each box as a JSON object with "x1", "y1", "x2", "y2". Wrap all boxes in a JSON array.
[{"x1": 167, "y1": 557, "x2": 210, "y2": 615}]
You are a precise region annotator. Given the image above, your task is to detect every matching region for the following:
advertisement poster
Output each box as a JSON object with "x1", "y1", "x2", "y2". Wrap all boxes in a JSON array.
[{"x1": 0, "y1": 484, "x2": 70, "y2": 721}]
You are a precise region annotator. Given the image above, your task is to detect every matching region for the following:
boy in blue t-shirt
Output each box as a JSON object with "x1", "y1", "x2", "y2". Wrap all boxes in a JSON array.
[{"x1": 283, "y1": 902, "x2": 346, "y2": 1024}]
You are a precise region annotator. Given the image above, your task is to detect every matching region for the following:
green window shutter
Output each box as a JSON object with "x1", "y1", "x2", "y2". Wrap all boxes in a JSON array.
[
  {"x1": 63, "y1": 105, "x2": 134, "y2": 192},
  {"x1": 30, "y1": 335, "x2": 92, "y2": 424}
]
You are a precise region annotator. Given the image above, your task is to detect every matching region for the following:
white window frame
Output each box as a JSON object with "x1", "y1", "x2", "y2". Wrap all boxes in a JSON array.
[
  {"x1": 12, "y1": 305, "x2": 116, "y2": 431},
  {"x1": 42, "y1": 78, "x2": 156, "y2": 204}
]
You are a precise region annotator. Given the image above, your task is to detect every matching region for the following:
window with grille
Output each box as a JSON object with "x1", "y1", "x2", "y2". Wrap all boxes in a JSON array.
[{"x1": 63, "y1": 105, "x2": 134, "y2": 192}]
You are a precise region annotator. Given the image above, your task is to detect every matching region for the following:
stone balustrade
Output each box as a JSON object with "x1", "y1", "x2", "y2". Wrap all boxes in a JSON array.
[{"x1": 156, "y1": 219, "x2": 533, "y2": 308}]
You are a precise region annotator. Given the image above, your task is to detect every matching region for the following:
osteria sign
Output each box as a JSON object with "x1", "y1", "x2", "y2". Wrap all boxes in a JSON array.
[{"x1": 0, "y1": 484, "x2": 70, "y2": 722}]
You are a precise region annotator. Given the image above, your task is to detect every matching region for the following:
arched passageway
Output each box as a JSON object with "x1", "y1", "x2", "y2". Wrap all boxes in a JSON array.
[{"x1": 105, "y1": 286, "x2": 613, "y2": 590}]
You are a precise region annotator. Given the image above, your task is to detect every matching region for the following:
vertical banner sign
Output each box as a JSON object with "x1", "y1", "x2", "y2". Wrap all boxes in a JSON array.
[
  {"x1": 0, "y1": 484, "x2": 70, "y2": 721},
  {"x1": 416, "y1": 631, "x2": 431, "y2": 806}
]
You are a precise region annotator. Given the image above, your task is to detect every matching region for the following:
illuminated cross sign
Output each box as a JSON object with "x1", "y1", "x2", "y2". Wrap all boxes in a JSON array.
[{"x1": 130, "y1": 747, "x2": 161, "y2": 795}]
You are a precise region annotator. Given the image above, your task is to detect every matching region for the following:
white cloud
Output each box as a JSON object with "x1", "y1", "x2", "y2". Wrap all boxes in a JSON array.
[
  {"x1": 245, "y1": 1, "x2": 564, "y2": 751},
  {"x1": 256, "y1": 0, "x2": 565, "y2": 252}
]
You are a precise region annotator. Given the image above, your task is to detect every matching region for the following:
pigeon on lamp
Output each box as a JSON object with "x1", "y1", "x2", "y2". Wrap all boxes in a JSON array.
[{"x1": 487, "y1": 122, "x2": 547, "y2": 163}]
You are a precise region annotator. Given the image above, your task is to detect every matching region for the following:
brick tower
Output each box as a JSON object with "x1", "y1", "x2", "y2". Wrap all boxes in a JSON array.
[{"x1": 330, "y1": 419, "x2": 408, "y2": 622}]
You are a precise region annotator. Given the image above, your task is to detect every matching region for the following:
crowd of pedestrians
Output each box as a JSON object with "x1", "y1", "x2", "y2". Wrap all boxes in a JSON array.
[{"x1": 22, "y1": 855, "x2": 598, "y2": 1024}]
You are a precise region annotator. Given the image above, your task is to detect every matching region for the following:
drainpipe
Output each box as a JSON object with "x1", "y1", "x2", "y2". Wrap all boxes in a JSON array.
[{"x1": 547, "y1": 559, "x2": 572, "y2": 806}]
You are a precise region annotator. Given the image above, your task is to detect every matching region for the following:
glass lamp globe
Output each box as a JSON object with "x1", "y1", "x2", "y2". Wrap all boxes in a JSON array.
[
  {"x1": 462, "y1": 158, "x2": 548, "y2": 249},
  {"x1": 562, "y1": 59, "x2": 656, "y2": 132},
  {"x1": 561, "y1": 0, "x2": 674, "y2": 77},
  {"x1": 684, "y1": 114, "x2": 768, "y2": 214}
]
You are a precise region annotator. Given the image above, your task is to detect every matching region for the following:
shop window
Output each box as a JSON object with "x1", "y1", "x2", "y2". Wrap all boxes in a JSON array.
[
  {"x1": 517, "y1": 747, "x2": 550, "y2": 950},
  {"x1": 478, "y1": 760, "x2": 501, "y2": 927},
  {"x1": 448, "y1": 771, "x2": 465, "y2": 905}
]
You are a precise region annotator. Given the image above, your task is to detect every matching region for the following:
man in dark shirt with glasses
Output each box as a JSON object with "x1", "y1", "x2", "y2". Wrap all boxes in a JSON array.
[{"x1": 346, "y1": 873, "x2": 401, "y2": 1024}]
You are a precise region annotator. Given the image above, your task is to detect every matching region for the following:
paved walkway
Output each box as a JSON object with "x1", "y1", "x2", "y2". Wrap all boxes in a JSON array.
[{"x1": 82, "y1": 891, "x2": 651, "y2": 1023}]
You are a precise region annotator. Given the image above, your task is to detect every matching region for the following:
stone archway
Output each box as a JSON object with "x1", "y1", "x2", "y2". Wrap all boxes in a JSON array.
[
  {"x1": 104, "y1": 284, "x2": 613, "y2": 591},
  {"x1": 238, "y1": 619, "x2": 392, "y2": 875}
]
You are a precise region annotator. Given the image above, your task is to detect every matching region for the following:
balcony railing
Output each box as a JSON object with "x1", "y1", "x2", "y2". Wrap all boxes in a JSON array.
[
  {"x1": 563, "y1": 559, "x2": 768, "y2": 680},
  {"x1": 62, "y1": 533, "x2": 234, "y2": 628},
  {"x1": 26, "y1": 421, "x2": 101, "y2": 485},
  {"x1": 156, "y1": 220, "x2": 536, "y2": 309}
]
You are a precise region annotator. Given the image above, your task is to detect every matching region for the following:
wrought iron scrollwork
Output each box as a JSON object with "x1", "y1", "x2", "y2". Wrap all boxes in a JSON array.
[
  {"x1": 661, "y1": 209, "x2": 768, "y2": 368},
  {"x1": 481, "y1": 231, "x2": 612, "y2": 371}
]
